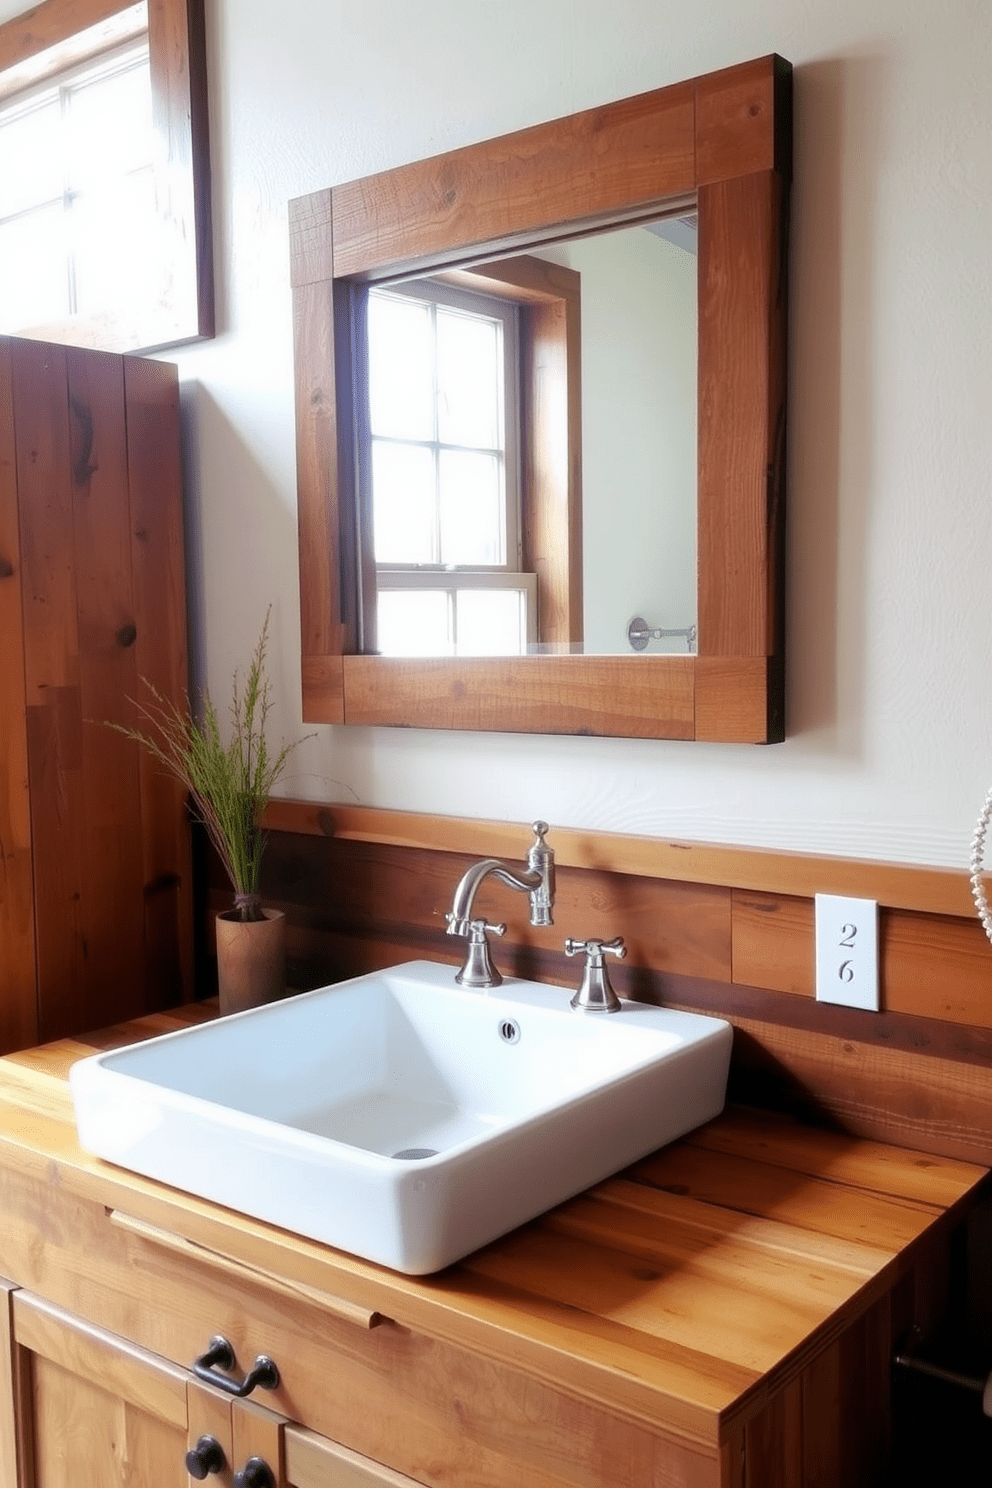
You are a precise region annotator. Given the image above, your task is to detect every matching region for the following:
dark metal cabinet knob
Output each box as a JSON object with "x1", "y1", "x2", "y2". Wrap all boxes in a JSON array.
[
  {"x1": 233, "y1": 1457, "x2": 276, "y2": 1488},
  {"x1": 185, "y1": 1435, "x2": 226, "y2": 1479}
]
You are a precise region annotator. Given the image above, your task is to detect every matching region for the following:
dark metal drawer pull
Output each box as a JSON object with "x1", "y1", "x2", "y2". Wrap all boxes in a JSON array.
[{"x1": 191, "y1": 1334, "x2": 280, "y2": 1398}]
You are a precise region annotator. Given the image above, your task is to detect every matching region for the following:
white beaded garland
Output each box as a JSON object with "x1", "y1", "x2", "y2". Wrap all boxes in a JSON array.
[{"x1": 969, "y1": 784, "x2": 992, "y2": 947}]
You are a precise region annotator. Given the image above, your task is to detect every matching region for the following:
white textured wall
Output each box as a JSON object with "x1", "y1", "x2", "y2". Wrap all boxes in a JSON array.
[
  {"x1": 7, "y1": 0, "x2": 992, "y2": 868},
  {"x1": 539, "y1": 228, "x2": 697, "y2": 656}
]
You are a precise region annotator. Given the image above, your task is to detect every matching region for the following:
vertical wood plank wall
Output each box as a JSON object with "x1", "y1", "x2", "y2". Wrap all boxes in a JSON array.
[
  {"x1": 0, "y1": 336, "x2": 192, "y2": 1052},
  {"x1": 221, "y1": 802, "x2": 992, "y2": 1168}
]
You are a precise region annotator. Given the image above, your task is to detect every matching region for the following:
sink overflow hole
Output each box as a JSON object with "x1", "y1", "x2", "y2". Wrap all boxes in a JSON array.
[
  {"x1": 499, "y1": 1018, "x2": 521, "y2": 1044},
  {"x1": 393, "y1": 1147, "x2": 438, "y2": 1161}
]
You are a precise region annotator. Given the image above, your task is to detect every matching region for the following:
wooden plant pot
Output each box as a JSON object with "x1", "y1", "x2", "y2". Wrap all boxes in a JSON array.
[{"x1": 216, "y1": 908, "x2": 286, "y2": 1016}]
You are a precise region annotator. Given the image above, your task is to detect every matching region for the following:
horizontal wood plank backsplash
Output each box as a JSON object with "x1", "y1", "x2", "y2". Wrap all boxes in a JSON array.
[{"x1": 215, "y1": 803, "x2": 992, "y2": 1166}]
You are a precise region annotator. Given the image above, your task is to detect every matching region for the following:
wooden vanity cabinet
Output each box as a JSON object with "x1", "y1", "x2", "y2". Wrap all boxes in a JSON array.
[
  {"x1": 2, "y1": 1283, "x2": 426, "y2": 1488},
  {"x1": 0, "y1": 1015, "x2": 986, "y2": 1488}
]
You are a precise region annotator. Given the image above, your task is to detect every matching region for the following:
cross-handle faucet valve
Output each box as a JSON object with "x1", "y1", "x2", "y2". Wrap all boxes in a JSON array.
[
  {"x1": 564, "y1": 936, "x2": 626, "y2": 1013},
  {"x1": 450, "y1": 918, "x2": 506, "y2": 988}
]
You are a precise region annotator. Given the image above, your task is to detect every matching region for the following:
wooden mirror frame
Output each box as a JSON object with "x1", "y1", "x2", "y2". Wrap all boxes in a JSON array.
[
  {"x1": 0, "y1": 0, "x2": 213, "y2": 352},
  {"x1": 290, "y1": 54, "x2": 791, "y2": 743}
]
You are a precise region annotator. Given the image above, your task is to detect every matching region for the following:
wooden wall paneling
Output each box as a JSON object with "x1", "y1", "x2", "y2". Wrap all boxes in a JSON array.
[
  {"x1": 12, "y1": 339, "x2": 90, "y2": 1042},
  {"x1": 66, "y1": 347, "x2": 147, "y2": 1032},
  {"x1": 123, "y1": 355, "x2": 194, "y2": 1010},
  {"x1": 732, "y1": 890, "x2": 992, "y2": 1030},
  {"x1": 12, "y1": 340, "x2": 77, "y2": 705},
  {"x1": 882, "y1": 908, "x2": 992, "y2": 1028},
  {"x1": 0, "y1": 341, "x2": 38, "y2": 1052},
  {"x1": 706, "y1": 1006, "x2": 992, "y2": 1166},
  {"x1": 732, "y1": 890, "x2": 813, "y2": 996},
  {"x1": 256, "y1": 834, "x2": 733, "y2": 990},
  {"x1": 260, "y1": 802, "x2": 980, "y2": 917}
]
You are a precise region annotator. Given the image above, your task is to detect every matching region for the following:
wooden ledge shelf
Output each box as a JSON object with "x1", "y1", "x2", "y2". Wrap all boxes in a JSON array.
[{"x1": 0, "y1": 1006, "x2": 986, "y2": 1488}]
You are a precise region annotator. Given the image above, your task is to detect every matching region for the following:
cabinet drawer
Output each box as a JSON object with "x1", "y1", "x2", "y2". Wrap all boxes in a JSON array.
[{"x1": 0, "y1": 1162, "x2": 714, "y2": 1488}]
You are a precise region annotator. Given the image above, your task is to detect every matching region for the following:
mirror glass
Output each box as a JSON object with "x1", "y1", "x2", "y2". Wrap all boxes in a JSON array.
[{"x1": 359, "y1": 213, "x2": 698, "y2": 659}]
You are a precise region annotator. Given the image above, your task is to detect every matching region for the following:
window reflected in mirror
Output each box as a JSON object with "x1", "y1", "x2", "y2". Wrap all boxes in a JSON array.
[{"x1": 355, "y1": 211, "x2": 697, "y2": 660}]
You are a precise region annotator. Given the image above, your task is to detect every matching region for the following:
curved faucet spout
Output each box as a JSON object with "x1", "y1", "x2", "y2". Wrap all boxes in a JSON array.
[
  {"x1": 445, "y1": 823, "x2": 555, "y2": 988},
  {"x1": 447, "y1": 858, "x2": 543, "y2": 937}
]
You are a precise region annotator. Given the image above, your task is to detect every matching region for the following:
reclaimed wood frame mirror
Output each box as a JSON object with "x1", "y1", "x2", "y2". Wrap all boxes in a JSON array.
[
  {"x1": 291, "y1": 54, "x2": 790, "y2": 742},
  {"x1": 0, "y1": 0, "x2": 212, "y2": 353}
]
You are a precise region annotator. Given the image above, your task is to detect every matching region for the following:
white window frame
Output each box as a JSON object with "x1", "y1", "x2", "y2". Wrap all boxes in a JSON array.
[
  {"x1": 0, "y1": 34, "x2": 153, "y2": 325},
  {"x1": 355, "y1": 277, "x2": 535, "y2": 655}
]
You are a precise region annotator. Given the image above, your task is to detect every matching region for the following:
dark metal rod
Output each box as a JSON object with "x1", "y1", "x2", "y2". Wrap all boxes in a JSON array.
[{"x1": 893, "y1": 1350, "x2": 987, "y2": 1396}]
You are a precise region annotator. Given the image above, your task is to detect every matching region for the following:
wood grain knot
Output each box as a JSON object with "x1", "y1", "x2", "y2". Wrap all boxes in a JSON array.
[
  {"x1": 115, "y1": 623, "x2": 138, "y2": 648},
  {"x1": 70, "y1": 396, "x2": 96, "y2": 486},
  {"x1": 0, "y1": 557, "x2": 13, "y2": 579},
  {"x1": 145, "y1": 872, "x2": 182, "y2": 896}
]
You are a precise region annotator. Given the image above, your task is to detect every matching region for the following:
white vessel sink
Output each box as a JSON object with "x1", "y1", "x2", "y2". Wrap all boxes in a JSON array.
[{"x1": 70, "y1": 960, "x2": 732, "y2": 1274}]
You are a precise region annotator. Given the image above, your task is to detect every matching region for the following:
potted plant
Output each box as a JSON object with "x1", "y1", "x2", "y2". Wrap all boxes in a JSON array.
[{"x1": 111, "y1": 610, "x2": 308, "y2": 1014}]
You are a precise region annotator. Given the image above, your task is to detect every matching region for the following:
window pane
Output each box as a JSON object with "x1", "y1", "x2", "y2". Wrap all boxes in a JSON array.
[
  {"x1": 72, "y1": 170, "x2": 158, "y2": 317},
  {"x1": 368, "y1": 292, "x2": 434, "y2": 440},
  {"x1": 455, "y1": 589, "x2": 526, "y2": 656},
  {"x1": 0, "y1": 97, "x2": 63, "y2": 216},
  {"x1": 439, "y1": 449, "x2": 502, "y2": 565},
  {"x1": 66, "y1": 55, "x2": 153, "y2": 190},
  {"x1": 377, "y1": 590, "x2": 453, "y2": 656},
  {"x1": 0, "y1": 205, "x2": 69, "y2": 327},
  {"x1": 371, "y1": 441, "x2": 436, "y2": 563},
  {"x1": 436, "y1": 307, "x2": 501, "y2": 449}
]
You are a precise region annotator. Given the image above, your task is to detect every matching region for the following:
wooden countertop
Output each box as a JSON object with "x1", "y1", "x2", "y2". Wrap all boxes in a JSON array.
[{"x1": 0, "y1": 1004, "x2": 985, "y2": 1453}]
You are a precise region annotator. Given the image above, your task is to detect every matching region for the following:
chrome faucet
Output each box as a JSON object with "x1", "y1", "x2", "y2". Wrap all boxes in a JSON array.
[{"x1": 446, "y1": 821, "x2": 555, "y2": 988}]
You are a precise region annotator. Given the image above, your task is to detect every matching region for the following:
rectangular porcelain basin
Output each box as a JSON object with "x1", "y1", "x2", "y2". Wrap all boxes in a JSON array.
[{"x1": 70, "y1": 961, "x2": 732, "y2": 1274}]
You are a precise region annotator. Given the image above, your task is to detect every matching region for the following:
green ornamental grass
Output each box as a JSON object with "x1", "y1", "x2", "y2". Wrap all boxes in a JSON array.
[{"x1": 110, "y1": 610, "x2": 305, "y2": 922}]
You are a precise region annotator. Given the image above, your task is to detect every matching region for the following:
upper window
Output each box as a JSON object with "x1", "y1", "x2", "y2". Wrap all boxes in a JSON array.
[
  {"x1": 0, "y1": 37, "x2": 154, "y2": 336},
  {"x1": 0, "y1": 0, "x2": 212, "y2": 353},
  {"x1": 359, "y1": 280, "x2": 536, "y2": 657}
]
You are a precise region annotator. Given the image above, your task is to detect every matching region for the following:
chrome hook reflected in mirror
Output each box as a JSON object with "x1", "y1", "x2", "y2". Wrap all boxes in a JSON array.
[{"x1": 627, "y1": 616, "x2": 697, "y2": 653}]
